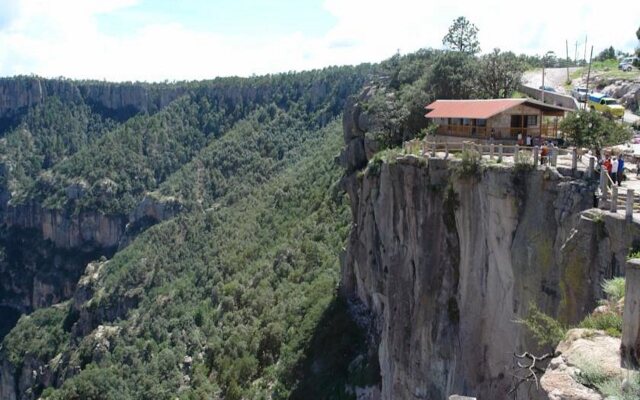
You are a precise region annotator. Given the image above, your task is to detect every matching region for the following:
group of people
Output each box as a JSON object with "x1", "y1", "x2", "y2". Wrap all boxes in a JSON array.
[{"x1": 602, "y1": 155, "x2": 625, "y2": 186}]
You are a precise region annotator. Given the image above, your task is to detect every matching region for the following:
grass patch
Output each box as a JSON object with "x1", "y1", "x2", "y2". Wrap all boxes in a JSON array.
[
  {"x1": 574, "y1": 358, "x2": 640, "y2": 399},
  {"x1": 457, "y1": 148, "x2": 482, "y2": 178},
  {"x1": 578, "y1": 313, "x2": 622, "y2": 337}
]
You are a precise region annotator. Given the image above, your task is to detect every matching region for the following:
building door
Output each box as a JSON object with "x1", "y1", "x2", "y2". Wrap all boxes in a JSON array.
[{"x1": 510, "y1": 115, "x2": 523, "y2": 137}]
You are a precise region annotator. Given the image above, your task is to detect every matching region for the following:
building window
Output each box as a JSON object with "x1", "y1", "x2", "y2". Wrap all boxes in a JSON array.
[
  {"x1": 527, "y1": 115, "x2": 538, "y2": 126},
  {"x1": 476, "y1": 119, "x2": 487, "y2": 127},
  {"x1": 463, "y1": 118, "x2": 471, "y2": 126}
]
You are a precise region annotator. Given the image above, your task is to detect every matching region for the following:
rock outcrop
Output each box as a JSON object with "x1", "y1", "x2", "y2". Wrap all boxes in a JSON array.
[
  {"x1": 339, "y1": 144, "x2": 640, "y2": 399},
  {"x1": 600, "y1": 80, "x2": 640, "y2": 112},
  {"x1": 541, "y1": 329, "x2": 630, "y2": 400}
]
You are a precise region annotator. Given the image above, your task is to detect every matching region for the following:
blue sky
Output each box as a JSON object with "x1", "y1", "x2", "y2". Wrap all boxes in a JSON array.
[
  {"x1": 97, "y1": 0, "x2": 335, "y2": 37},
  {"x1": 0, "y1": 0, "x2": 638, "y2": 81}
]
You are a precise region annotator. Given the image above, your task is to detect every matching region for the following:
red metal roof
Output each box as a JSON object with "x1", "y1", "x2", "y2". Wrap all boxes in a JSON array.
[
  {"x1": 425, "y1": 99, "x2": 528, "y2": 119},
  {"x1": 424, "y1": 98, "x2": 569, "y2": 120}
]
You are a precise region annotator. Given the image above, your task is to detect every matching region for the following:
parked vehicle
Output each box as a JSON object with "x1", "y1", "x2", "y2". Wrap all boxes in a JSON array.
[
  {"x1": 619, "y1": 57, "x2": 639, "y2": 70},
  {"x1": 587, "y1": 93, "x2": 625, "y2": 118},
  {"x1": 539, "y1": 85, "x2": 556, "y2": 92},
  {"x1": 571, "y1": 87, "x2": 588, "y2": 102}
]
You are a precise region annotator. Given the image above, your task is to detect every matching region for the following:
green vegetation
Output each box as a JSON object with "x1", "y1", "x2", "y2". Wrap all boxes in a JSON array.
[
  {"x1": 442, "y1": 16, "x2": 480, "y2": 54},
  {"x1": 3, "y1": 305, "x2": 70, "y2": 366},
  {"x1": 570, "y1": 58, "x2": 640, "y2": 82},
  {"x1": 4, "y1": 119, "x2": 369, "y2": 400},
  {"x1": 362, "y1": 47, "x2": 527, "y2": 150},
  {"x1": 602, "y1": 277, "x2": 626, "y2": 303},
  {"x1": 0, "y1": 41, "x2": 537, "y2": 399},
  {"x1": 517, "y1": 304, "x2": 567, "y2": 350},
  {"x1": 457, "y1": 148, "x2": 482, "y2": 178},
  {"x1": 513, "y1": 151, "x2": 534, "y2": 173},
  {"x1": 560, "y1": 109, "x2": 632, "y2": 150},
  {"x1": 1, "y1": 66, "x2": 372, "y2": 215},
  {"x1": 575, "y1": 359, "x2": 640, "y2": 399},
  {"x1": 519, "y1": 276, "x2": 627, "y2": 353},
  {"x1": 0, "y1": 66, "x2": 377, "y2": 399}
]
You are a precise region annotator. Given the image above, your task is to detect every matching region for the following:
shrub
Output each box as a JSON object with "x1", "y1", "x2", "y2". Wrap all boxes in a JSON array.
[
  {"x1": 514, "y1": 151, "x2": 534, "y2": 172},
  {"x1": 458, "y1": 148, "x2": 482, "y2": 178},
  {"x1": 575, "y1": 359, "x2": 610, "y2": 389},
  {"x1": 579, "y1": 313, "x2": 623, "y2": 337},
  {"x1": 516, "y1": 303, "x2": 566, "y2": 350},
  {"x1": 602, "y1": 277, "x2": 625, "y2": 303}
]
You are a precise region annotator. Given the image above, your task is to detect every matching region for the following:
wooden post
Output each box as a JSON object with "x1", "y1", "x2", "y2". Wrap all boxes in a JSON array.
[
  {"x1": 515, "y1": 144, "x2": 520, "y2": 160},
  {"x1": 498, "y1": 144, "x2": 503, "y2": 162},
  {"x1": 611, "y1": 186, "x2": 618, "y2": 213},
  {"x1": 627, "y1": 189, "x2": 635, "y2": 220},
  {"x1": 584, "y1": 46, "x2": 593, "y2": 111},
  {"x1": 533, "y1": 146, "x2": 540, "y2": 166},
  {"x1": 431, "y1": 141, "x2": 436, "y2": 157},
  {"x1": 565, "y1": 39, "x2": 570, "y2": 83},
  {"x1": 422, "y1": 141, "x2": 427, "y2": 156},
  {"x1": 588, "y1": 156, "x2": 595, "y2": 178},
  {"x1": 571, "y1": 148, "x2": 578, "y2": 171},
  {"x1": 489, "y1": 143, "x2": 494, "y2": 159}
]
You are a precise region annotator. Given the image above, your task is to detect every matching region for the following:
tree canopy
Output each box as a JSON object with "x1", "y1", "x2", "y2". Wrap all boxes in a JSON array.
[
  {"x1": 595, "y1": 46, "x2": 616, "y2": 61},
  {"x1": 475, "y1": 49, "x2": 526, "y2": 98},
  {"x1": 560, "y1": 110, "x2": 632, "y2": 150},
  {"x1": 442, "y1": 16, "x2": 480, "y2": 54}
]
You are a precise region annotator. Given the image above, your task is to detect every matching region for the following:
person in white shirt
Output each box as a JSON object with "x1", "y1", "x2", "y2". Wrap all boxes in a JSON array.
[{"x1": 612, "y1": 156, "x2": 619, "y2": 184}]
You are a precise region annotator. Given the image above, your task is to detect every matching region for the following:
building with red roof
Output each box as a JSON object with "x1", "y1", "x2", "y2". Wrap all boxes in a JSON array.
[{"x1": 424, "y1": 98, "x2": 570, "y2": 142}]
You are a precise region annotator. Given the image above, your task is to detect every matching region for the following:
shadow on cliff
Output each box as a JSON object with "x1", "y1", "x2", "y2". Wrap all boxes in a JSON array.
[{"x1": 286, "y1": 294, "x2": 380, "y2": 400}]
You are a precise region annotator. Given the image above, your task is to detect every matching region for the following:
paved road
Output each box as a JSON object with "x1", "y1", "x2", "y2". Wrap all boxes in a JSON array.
[
  {"x1": 522, "y1": 68, "x2": 578, "y2": 95},
  {"x1": 524, "y1": 68, "x2": 639, "y2": 126},
  {"x1": 625, "y1": 110, "x2": 640, "y2": 125}
]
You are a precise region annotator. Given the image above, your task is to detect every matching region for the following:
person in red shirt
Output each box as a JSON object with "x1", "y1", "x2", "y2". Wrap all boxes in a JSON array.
[{"x1": 603, "y1": 156, "x2": 613, "y2": 187}]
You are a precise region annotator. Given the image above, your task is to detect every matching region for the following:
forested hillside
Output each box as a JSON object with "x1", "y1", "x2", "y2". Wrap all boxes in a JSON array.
[{"x1": 0, "y1": 46, "x2": 529, "y2": 399}]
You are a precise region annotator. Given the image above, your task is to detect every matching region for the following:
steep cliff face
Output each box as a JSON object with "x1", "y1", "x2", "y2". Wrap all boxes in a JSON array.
[
  {"x1": 0, "y1": 192, "x2": 184, "y2": 329},
  {"x1": 339, "y1": 151, "x2": 635, "y2": 399},
  {"x1": 0, "y1": 77, "x2": 185, "y2": 130}
]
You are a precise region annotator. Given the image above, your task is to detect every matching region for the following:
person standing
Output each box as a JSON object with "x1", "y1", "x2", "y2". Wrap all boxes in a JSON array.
[
  {"x1": 611, "y1": 156, "x2": 619, "y2": 186},
  {"x1": 617, "y1": 156, "x2": 624, "y2": 186},
  {"x1": 604, "y1": 156, "x2": 613, "y2": 187}
]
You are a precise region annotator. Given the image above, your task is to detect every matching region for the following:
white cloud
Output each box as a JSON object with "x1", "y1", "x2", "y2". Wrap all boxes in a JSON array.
[{"x1": 0, "y1": 0, "x2": 638, "y2": 81}]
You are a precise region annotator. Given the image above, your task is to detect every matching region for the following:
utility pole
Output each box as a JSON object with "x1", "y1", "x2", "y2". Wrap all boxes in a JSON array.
[
  {"x1": 575, "y1": 41, "x2": 578, "y2": 63},
  {"x1": 584, "y1": 46, "x2": 593, "y2": 111},
  {"x1": 583, "y1": 35, "x2": 587, "y2": 62},
  {"x1": 566, "y1": 39, "x2": 570, "y2": 83},
  {"x1": 542, "y1": 59, "x2": 545, "y2": 103}
]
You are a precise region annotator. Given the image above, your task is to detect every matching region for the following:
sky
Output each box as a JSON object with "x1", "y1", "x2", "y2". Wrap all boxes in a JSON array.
[{"x1": 0, "y1": 0, "x2": 638, "y2": 82}]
